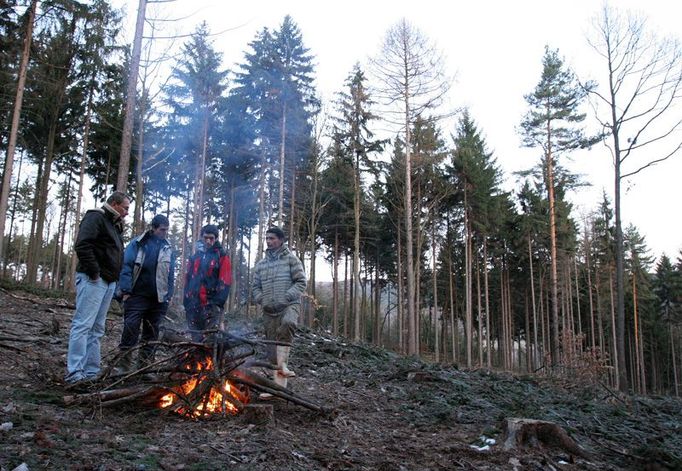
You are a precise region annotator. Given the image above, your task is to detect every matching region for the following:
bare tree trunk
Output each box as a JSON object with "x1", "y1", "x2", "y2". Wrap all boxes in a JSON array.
[
  {"x1": 4, "y1": 151, "x2": 25, "y2": 278},
  {"x1": 343, "y1": 253, "x2": 349, "y2": 338},
  {"x1": 431, "y1": 227, "x2": 439, "y2": 362},
  {"x1": 256, "y1": 155, "x2": 267, "y2": 261},
  {"x1": 484, "y1": 240, "x2": 491, "y2": 368},
  {"x1": 117, "y1": 0, "x2": 147, "y2": 192},
  {"x1": 333, "y1": 229, "x2": 339, "y2": 336},
  {"x1": 133, "y1": 89, "x2": 147, "y2": 233},
  {"x1": 546, "y1": 146, "x2": 560, "y2": 367},
  {"x1": 609, "y1": 268, "x2": 620, "y2": 389},
  {"x1": 476, "y1": 253, "x2": 483, "y2": 367},
  {"x1": 448, "y1": 243, "x2": 457, "y2": 364},
  {"x1": 671, "y1": 323, "x2": 679, "y2": 397},
  {"x1": 404, "y1": 104, "x2": 417, "y2": 356},
  {"x1": 397, "y1": 230, "x2": 404, "y2": 354},
  {"x1": 353, "y1": 150, "x2": 362, "y2": 341},
  {"x1": 0, "y1": 0, "x2": 37, "y2": 264},
  {"x1": 277, "y1": 103, "x2": 287, "y2": 226},
  {"x1": 191, "y1": 113, "x2": 209, "y2": 242},
  {"x1": 528, "y1": 236, "x2": 538, "y2": 371},
  {"x1": 68, "y1": 89, "x2": 94, "y2": 291},
  {"x1": 464, "y1": 190, "x2": 473, "y2": 368}
]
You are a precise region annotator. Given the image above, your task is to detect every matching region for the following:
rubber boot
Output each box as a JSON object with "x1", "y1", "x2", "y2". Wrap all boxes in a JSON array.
[
  {"x1": 258, "y1": 369, "x2": 278, "y2": 400},
  {"x1": 277, "y1": 346, "x2": 296, "y2": 378},
  {"x1": 112, "y1": 349, "x2": 133, "y2": 376}
]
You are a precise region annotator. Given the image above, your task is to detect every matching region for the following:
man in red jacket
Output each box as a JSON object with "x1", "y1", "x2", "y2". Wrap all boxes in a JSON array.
[{"x1": 183, "y1": 225, "x2": 231, "y2": 342}]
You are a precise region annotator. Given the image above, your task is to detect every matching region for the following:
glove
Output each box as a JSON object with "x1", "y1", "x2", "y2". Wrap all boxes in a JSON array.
[{"x1": 263, "y1": 300, "x2": 288, "y2": 314}]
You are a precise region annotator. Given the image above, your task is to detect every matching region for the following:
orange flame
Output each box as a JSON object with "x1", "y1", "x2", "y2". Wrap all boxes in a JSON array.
[{"x1": 159, "y1": 355, "x2": 249, "y2": 417}]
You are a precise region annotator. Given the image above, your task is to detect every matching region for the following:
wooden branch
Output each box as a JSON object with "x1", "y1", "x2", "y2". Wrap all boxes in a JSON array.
[{"x1": 229, "y1": 370, "x2": 331, "y2": 414}]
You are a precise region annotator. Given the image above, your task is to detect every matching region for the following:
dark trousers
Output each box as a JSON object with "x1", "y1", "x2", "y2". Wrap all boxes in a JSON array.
[
  {"x1": 120, "y1": 294, "x2": 167, "y2": 355},
  {"x1": 185, "y1": 304, "x2": 223, "y2": 342}
]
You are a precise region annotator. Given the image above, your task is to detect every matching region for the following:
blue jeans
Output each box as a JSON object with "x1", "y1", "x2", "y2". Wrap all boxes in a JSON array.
[
  {"x1": 65, "y1": 272, "x2": 116, "y2": 382},
  {"x1": 120, "y1": 294, "x2": 167, "y2": 356}
]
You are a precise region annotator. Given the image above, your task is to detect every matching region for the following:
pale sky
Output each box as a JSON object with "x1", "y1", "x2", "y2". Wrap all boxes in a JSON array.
[{"x1": 116, "y1": 0, "x2": 682, "y2": 265}]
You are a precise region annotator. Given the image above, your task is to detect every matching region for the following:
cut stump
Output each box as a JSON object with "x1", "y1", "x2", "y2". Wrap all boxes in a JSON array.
[
  {"x1": 502, "y1": 418, "x2": 590, "y2": 459},
  {"x1": 241, "y1": 404, "x2": 273, "y2": 425}
]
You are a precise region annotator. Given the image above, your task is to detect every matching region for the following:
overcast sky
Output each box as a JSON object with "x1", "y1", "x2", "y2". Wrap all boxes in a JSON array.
[{"x1": 116, "y1": 0, "x2": 682, "y2": 263}]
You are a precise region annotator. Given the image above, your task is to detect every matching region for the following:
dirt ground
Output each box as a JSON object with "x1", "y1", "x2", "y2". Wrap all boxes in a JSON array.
[{"x1": 1, "y1": 287, "x2": 681, "y2": 471}]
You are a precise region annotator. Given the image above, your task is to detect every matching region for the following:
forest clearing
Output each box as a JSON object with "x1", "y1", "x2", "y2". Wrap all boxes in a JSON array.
[
  {"x1": 1, "y1": 286, "x2": 681, "y2": 471},
  {"x1": 2, "y1": 3, "x2": 682, "y2": 470}
]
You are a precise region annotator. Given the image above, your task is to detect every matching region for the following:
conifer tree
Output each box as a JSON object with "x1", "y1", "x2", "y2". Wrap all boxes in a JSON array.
[{"x1": 520, "y1": 46, "x2": 592, "y2": 367}]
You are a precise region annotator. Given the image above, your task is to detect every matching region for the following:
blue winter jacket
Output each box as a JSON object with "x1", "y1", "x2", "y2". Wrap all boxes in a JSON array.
[{"x1": 118, "y1": 230, "x2": 175, "y2": 303}]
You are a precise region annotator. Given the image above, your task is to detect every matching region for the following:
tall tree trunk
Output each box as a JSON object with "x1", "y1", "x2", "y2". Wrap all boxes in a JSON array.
[
  {"x1": 117, "y1": 0, "x2": 147, "y2": 192},
  {"x1": 574, "y1": 256, "x2": 582, "y2": 338},
  {"x1": 333, "y1": 229, "x2": 339, "y2": 336},
  {"x1": 670, "y1": 323, "x2": 679, "y2": 397},
  {"x1": 277, "y1": 102, "x2": 287, "y2": 225},
  {"x1": 191, "y1": 113, "x2": 209, "y2": 242},
  {"x1": 528, "y1": 236, "x2": 538, "y2": 371},
  {"x1": 484, "y1": 240, "x2": 491, "y2": 368},
  {"x1": 546, "y1": 145, "x2": 560, "y2": 368},
  {"x1": 397, "y1": 230, "x2": 404, "y2": 354},
  {"x1": 431, "y1": 227, "x2": 439, "y2": 362},
  {"x1": 464, "y1": 189, "x2": 473, "y2": 368},
  {"x1": 133, "y1": 88, "x2": 147, "y2": 233},
  {"x1": 404, "y1": 102, "x2": 417, "y2": 356},
  {"x1": 256, "y1": 154, "x2": 267, "y2": 260},
  {"x1": 609, "y1": 268, "x2": 620, "y2": 389},
  {"x1": 68, "y1": 88, "x2": 94, "y2": 291},
  {"x1": 353, "y1": 150, "x2": 361, "y2": 341},
  {"x1": 476, "y1": 252, "x2": 483, "y2": 367},
  {"x1": 448, "y1": 246, "x2": 457, "y2": 364},
  {"x1": 0, "y1": 0, "x2": 37, "y2": 265},
  {"x1": 4, "y1": 151, "x2": 25, "y2": 278}
]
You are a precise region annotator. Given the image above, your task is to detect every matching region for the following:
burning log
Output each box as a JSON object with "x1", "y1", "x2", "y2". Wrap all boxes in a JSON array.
[{"x1": 63, "y1": 329, "x2": 330, "y2": 418}]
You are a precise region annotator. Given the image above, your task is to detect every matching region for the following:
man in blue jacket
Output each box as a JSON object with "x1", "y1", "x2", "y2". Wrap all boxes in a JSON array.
[
  {"x1": 66, "y1": 191, "x2": 129, "y2": 385},
  {"x1": 114, "y1": 214, "x2": 175, "y2": 374}
]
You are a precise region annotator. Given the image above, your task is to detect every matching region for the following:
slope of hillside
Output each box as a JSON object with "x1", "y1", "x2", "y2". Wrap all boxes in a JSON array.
[{"x1": 0, "y1": 287, "x2": 680, "y2": 470}]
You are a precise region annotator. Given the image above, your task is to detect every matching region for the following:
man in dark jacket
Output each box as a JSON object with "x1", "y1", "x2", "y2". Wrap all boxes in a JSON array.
[
  {"x1": 65, "y1": 191, "x2": 130, "y2": 385},
  {"x1": 183, "y1": 224, "x2": 231, "y2": 342},
  {"x1": 114, "y1": 214, "x2": 175, "y2": 374}
]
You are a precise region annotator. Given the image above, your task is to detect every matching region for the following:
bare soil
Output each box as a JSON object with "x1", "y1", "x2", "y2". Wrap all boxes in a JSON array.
[{"x1": 1, "y1": 287, "x2": 681, "y2": 470}]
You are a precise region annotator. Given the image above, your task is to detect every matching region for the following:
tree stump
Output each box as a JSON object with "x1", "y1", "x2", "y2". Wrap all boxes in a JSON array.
[
  {"x1": 502, "y1": 418, "x2": 590, "y2": 458},
  {"x1": 240, "y1": 404, "x2": 273, "y2": 425}
]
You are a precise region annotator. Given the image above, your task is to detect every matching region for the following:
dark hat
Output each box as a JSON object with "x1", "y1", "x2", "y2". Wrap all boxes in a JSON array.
[
  {"x1": 201, "y1": 224, "x2": 219, "y2": 237},
  {"x1": 266, "y1": 226, "x2": 285, "y2": 240}
]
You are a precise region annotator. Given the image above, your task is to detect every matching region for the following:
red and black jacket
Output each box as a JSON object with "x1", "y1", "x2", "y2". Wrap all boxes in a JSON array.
[{"x1": 183, "y1": 241, "x2": 232, "y2": 310}]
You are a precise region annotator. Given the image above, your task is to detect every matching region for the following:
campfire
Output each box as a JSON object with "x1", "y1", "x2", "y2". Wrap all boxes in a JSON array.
[
  {"x1": 158, "y1": 354, "x2": 250, "y2": 417},
  {"x1": 63, "y1": 329, "x2": 329, "y2": 418}
]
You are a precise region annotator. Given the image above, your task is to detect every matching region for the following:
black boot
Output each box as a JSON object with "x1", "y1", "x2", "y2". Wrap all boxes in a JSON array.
[{"x1": 112, "y1": 349, "x2": 133, "y2": 376}]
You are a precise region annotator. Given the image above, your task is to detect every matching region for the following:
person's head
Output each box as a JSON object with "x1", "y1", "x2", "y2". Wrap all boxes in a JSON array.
[
  {"x1": 151, "y1": 214, "x2": 169, "y2": 239},
  {"x1": 106, "y1": 191, "x2": 131, "y2": 219},
  {"x1": 201, "y1": 224, "x2": 219, "y2": 248},
  {"x1": 265, "y1": 226, "x2": 285, "y2": 250}
]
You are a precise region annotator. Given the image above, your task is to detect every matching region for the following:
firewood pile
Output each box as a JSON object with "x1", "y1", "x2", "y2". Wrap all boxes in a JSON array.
[{"x1": 63, "y1": 328, "x2": 330, "y2": 418}]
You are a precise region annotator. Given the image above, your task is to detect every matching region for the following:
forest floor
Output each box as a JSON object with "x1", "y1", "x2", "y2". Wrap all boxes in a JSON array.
[{"x1": 0, "y1": 285, "x2": 681, "y2": 471}]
